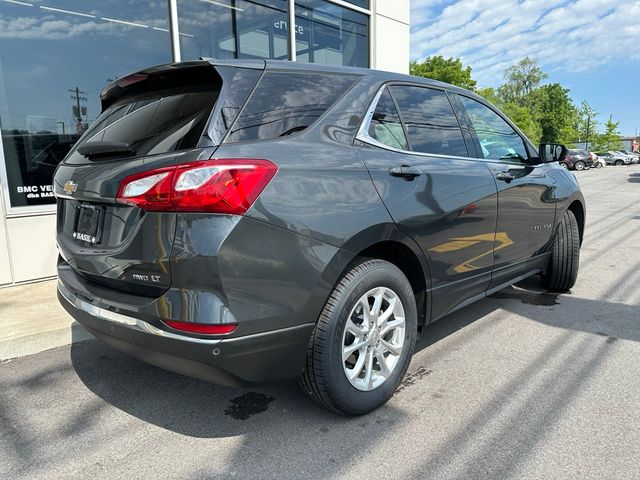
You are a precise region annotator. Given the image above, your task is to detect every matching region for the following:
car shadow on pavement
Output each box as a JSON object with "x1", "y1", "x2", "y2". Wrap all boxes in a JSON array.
[
  {"x1": 66, "y1": 296, "x2": 502, "y2": 440},
  {"x1": 69, "y1": 273, "x2": 639, "y2": 434},
  {"x1": 62, "y1": 274, "x2": 639, "y2": 477}
]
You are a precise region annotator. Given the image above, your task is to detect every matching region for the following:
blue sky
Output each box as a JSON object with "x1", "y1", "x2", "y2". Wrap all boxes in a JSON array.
[{"x1": 410, "y1": 0, "x2": 640, "y2": 136}]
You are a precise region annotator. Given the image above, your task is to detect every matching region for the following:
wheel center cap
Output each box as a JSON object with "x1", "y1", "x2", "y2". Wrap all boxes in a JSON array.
[{"x1": 368, "y1": 329, "x2": 380, "y2": 345}]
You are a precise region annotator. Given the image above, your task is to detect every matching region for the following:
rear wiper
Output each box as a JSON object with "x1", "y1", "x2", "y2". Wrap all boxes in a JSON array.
[{"x1": 77, "y1": 141, "x2": 136, "y2": 159}]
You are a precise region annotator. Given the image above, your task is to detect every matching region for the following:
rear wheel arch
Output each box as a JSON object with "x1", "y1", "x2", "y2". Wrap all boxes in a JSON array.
[
  {"x1": 567, "y1": 200, "x2": 585, "y2": 245},
  {"x1": 338, "y1": 229, "x2": 431, "y2": 328}
]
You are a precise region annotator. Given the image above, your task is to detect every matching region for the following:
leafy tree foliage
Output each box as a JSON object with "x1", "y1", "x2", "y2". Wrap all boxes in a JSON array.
[
  {"x1": 532, "y1": 83, "x2": 577, "y2": 144},
  {"x1": 592, "y1": 116, "x2": 623, "y2": 151},
  {"x1": 410, "y1": 56, "x2": 477, "y2": 90},
  {"x1": 575, "y1": 101, "x2": 599, "y2": 149},
  {"x1": 497, "y1": 57, "x2": 548, "y2": 106}
]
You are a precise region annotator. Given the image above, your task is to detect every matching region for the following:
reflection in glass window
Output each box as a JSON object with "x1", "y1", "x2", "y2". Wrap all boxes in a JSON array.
[
  {"x1": 226, "y1": 72, "x2": 358, "y2": 142},
  {"x1": 295, "y1": 0, "x2": 369, "y2": 67},
  {"x1": 390, "y1": 86, "x2": 467, "y2": 157},
  {"x1": 0, "y1": 1, "x2": 171, "y2": 208},
  {"x1": 343, "y1": 0, "x2": 369, "y2": 8},
  {"x1": 368, "y1": 88, "x2": 407, "y2": 150},
  {"x1": 457, "y1": 95, "x2": 529, "y2": 162},
  {"x1": 65, "y1": 91, "x2": 219, "y2": 165},
  {"x1": 178, "y1": 0, "x2": 288, "y2": 61}
]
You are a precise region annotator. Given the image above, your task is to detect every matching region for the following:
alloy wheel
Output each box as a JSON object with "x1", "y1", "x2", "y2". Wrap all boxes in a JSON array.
[{"x1": 341, "y1": 287, "x2": 406, "y2": 391}]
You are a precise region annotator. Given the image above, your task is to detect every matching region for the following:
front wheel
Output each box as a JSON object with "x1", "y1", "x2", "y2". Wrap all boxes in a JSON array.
[
  {"x1": 541, "y1": 210, "x2": 580, "y2": 292},
  {"x1": 574, "y1": 161, "x2": 586, "y2": 171},
  {"x1": 615, "y1": 160, "x2": 624, "y2": 166},
  {"x1": 301, "y1": 259, "x2": 417, "y2": 415}
]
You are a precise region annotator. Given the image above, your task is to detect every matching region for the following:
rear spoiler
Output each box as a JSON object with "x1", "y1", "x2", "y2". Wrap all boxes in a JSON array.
[{"x1": 100, "y1": 59, "x2": 266, "y2": 111}]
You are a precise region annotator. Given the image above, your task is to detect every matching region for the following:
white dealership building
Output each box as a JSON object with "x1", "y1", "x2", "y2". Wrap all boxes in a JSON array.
[{"x1": 0, "y1": 0, "x2": 410, "y2": 286}]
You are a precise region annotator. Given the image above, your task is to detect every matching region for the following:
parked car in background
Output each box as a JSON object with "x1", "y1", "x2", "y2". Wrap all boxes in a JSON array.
[
  {"x1": 601, "y1": 151, "x2": 630, "y2": 166},
  {"x1": 559, "y1": 149, "x2": 594, "y2": 170},
  {"x1": 53, "y1": 60, "x2": 585, "y2": 415},
  {"x1": 621, "y1": 150, "x2": 640, "y2": 164},
  {"x1": 590, "y1": 152, "x2": 605, "y2": 168}
]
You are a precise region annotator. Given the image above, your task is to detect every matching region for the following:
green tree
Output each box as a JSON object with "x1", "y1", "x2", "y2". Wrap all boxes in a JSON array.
[
  {"x1": 410, "y1": 56, "x2": 477, "y2": 90},
  {"x1": 576, "y1": 100, "x2": 599, "y2": 150},
  {"x1": 592, "y1": 115, "x2": 622, "y2": 151},
  {"x1": 531, "y1": 83, "x2": 578, "y2": 144},
  {"x1": 497, "y1": 57, "x2": 548, "y2": 106}
]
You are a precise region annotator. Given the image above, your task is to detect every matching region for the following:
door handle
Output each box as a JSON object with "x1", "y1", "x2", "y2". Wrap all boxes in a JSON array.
[
  {"x1": 495, "y1": 171, "x2": 515, "y2": 182},
  {"x1": 389, "y1": 165, "x2": 422, "y2": 180}
]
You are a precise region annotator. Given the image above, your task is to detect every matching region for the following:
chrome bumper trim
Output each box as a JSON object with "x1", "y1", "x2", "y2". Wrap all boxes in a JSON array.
[
  {"x1": 58, "y1": 283, "x2": 223, "y2": 345},
  {"x1": 58, "y1": 282, "x2": 314, "y2": 345}
]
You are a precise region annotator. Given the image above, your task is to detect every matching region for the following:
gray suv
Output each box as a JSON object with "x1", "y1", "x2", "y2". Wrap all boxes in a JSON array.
[{"x1": 54, "y1": 60, "x2": 585, "y2": 415}]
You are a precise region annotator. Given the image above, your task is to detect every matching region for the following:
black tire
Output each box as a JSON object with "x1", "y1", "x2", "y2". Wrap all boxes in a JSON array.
[
  {"x1": 616, "y1": 160, "x2": 624, "y2": 166},
  {"x1": 542, "y1": 210, "x2": 580, "y2": 292},
  {"x1": 574, "y1": 161, "x2": 585, "y2": 171},
  {"x1": 595, "y1": 162, "x2": 603, "y2": 169},
  {"x1": 300, "y1": 259, "x2": 417, "y2": 415},
  {"x1": 559, "y1": 162, "x2": 569, "y2": 170}
]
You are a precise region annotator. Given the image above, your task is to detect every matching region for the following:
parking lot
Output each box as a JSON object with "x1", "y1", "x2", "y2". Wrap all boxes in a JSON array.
[{"x1": 1, "y1": 165, "x2": 639, "y2": 480}]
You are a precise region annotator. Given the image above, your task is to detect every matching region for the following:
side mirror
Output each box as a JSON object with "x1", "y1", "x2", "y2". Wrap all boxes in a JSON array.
[{"x1": 537, "y1": 143, "x2": 568, "y2": 164}]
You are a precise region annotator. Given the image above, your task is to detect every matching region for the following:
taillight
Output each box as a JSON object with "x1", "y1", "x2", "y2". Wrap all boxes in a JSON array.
[
  {"x1": 163, "y1": 319, "x2": 237, "y2": 335},
  {"x1": 116, "y1": 159, "x2": 277, "y2": 214}
]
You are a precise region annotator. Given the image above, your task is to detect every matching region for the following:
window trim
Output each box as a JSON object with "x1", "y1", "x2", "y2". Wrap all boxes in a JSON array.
[{"x1": 356, "y1": 82, "x2": 478, "y2": 161}]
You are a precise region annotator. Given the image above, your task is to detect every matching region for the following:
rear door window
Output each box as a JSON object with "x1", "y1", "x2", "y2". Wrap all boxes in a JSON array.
[
  {"x1": 389, "y1": 85, "x2": 468, "y2": 157},
  {"x1": 225, "y1": 72, "x2": 358, "y2": 143}
]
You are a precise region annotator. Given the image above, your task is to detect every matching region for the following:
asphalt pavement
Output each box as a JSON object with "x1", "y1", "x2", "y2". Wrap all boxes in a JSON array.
[{"x1": 1, "y1": 165, "x2": 639, "y2": 480}]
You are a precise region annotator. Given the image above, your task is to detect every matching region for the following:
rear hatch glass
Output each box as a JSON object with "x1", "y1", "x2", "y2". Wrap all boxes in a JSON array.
[{"x1": 65, "y1": 88, "x2": 219, "y2": 165}]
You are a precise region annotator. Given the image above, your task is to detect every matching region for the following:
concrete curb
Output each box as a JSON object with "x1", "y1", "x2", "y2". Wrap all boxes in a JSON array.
[{"x1": 0, "y1": 322, "x2": 94, "y2": 360}]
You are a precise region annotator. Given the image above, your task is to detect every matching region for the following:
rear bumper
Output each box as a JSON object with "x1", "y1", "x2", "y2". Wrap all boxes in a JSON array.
[{"x1": 58, "y1": 278, "x2": 314, "y2": 386}]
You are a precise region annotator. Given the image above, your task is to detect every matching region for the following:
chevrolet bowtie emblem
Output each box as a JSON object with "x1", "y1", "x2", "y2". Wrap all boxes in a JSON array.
[{"x1": 63, "y1": 180, "x2": 78, "y2": 195}]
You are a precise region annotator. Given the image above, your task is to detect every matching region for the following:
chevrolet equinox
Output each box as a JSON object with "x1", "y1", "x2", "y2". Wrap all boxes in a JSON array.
[{"x1": 54, "y1": 60, "x2": 585, "y2": 415}]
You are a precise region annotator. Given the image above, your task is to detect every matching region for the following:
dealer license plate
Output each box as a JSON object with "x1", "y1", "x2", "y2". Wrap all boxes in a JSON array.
[{"x1": 73, "y1": 205, "x2": 103, "y2": 244}]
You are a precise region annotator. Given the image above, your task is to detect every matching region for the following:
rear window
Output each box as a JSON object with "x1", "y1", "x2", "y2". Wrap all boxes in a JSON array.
[
  {"x1": 225, "y1": 71, "x2": 358, "y2": 143},
  {"x1": 65, "y1": 88, "x2": 219, "y2": 164},
  {"x1": 390, "y1": 85, "x2": 468, "y2": 157}
]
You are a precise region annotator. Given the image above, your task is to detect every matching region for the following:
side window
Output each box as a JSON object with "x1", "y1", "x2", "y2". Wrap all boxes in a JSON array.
[
  {"x1": 389, "y1": 86, "x2": 468, "y2": 157},
  {"x1": 457, "y1": 95, "x2": 529, "y2": 162},
  {"x1": 367, "y1": 88, "x2": 408, "y2": 150},
  {"x1": 226, "y1": 72, "x2": 358, "y2": 143}
]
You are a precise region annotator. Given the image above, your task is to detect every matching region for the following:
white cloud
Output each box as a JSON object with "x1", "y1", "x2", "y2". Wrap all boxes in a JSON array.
[{"x1": 410, "y1": 0, "x2": 640, "y2": 86}]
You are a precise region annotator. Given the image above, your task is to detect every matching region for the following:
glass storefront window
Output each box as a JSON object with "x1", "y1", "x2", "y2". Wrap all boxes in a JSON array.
[
  {"x1": 294, "y1": 0, "x2": 369, "y2": 68},
  {"x1": 0, "y1": 0, "x2": 171, "y2": 209},
  {"x1": 342, "y1": 0, "x2": 369, "y2": 9},
  {"x1": 178, "y1": 0, "x2": 369, "y2": 68},
  {"x1": 0, "y1": 0, "x2": 372, "y2": 211},
  {"x1": 178, "y1": 0, "x2": 289, "y2": 61}
]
